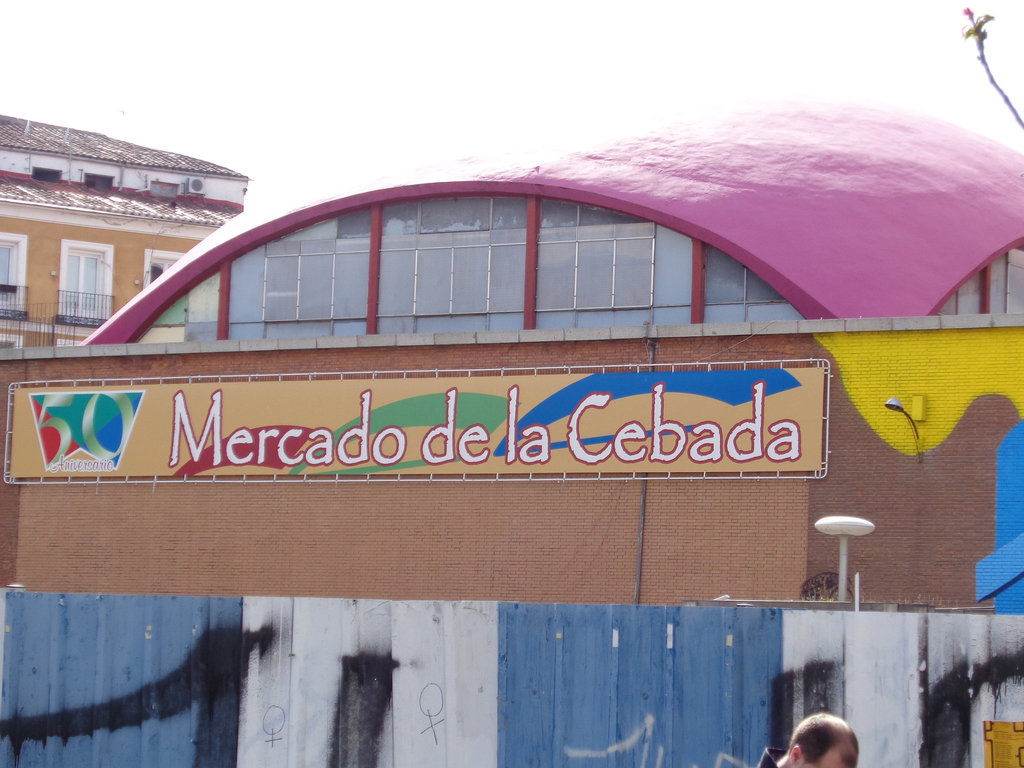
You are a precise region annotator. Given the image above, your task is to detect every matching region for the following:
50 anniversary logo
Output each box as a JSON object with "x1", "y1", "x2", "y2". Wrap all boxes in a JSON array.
[
  {"x1": 30, "y1": 391, "x2": 145, "y2": 473},
  {"x1": 10, "y1": 366, "x2": 826, "y2": 481}
]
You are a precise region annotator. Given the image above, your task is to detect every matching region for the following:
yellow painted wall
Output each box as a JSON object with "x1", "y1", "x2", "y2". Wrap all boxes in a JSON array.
[{"x1": 817, "y1": 327, "x2": 1024, "y2": 456}]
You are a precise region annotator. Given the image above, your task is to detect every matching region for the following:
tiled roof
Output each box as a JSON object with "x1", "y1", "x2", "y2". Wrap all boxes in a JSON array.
[
  {"x1": 0, "y1": 174, "x2": 242, "y2": 228},
  {"x1": 0, "y1": 115, "x2": 246, "y2": 179}
]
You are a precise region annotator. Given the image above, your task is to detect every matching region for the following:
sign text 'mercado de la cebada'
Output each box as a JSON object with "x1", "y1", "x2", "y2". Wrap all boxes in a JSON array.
[{"x1": 9, "y1": 367, "x2": 826, "y2": 480}]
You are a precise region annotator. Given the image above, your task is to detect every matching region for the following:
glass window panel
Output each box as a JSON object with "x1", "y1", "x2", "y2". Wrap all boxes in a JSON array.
[
  {"x1": 184, "y1": 321, "x2": 218, "y2": 342},
  {"x1": 577, "y1": 224, "x2": 616, "y2": 241},
  {"x1": 653, "y1": 227, "x2": 693, "y2": 307},
  {"x1": 82, "y1": 256, "x2": 99, "y2": 294},
  {"x1": 415, "y1": 248, "x2": 453, "y2": 314},
  {"x1": 452, "y1": 246, "x2": 489, "y2": 313},
  {"x1": 264, "y1": 255, "x2": 299, "y2": 321},
  {"x1": 300, "y1": 239, "x2": 335, "y2": 255},
  {"x1": 377, "y1": 316, "x2": 414, "y2": 334},
  {"x1": 577, "y1": 310, "x2": 616, "y2": 327},
  {"x1": 579, "y1": 205, "x2": 642, "y2": 226},
  {"x1": 0, "y1": 247, "x2": 10, "y2": 283},
  {"x1": 229, "y1": 322, "x2": 265, "y2": 340},
  {"x1": 452, "y1": 230, "x2": 490, "y2": 247},
  {"x1": 418, "y1": 231, "x2": 455, "y2": 248},
  {"x1": 421, "y1": 198, "x2": 490, "y2": 233},
  {"x1": 267, "y1": 240, "x2": 301, "y2": 256},
  {"x1": 186, "y1": 274, "x2": 220, "y2": 323},
  {"x1": 1008, "y1": 250, "x2": 1024, "y2": 313},
  {"x1": 746, "y1": 269, "x2": 785, "y2": 302},
  {"x1": 704, "y1": 303, "x2": 747, "y2": 322},
  {"x1": 535, "y1": 310, "x2": 574, "y2": 329},
  {"x1": 332, "y1": 319, "x2": 367, "y2": 336},
  {"x1": 538, "y1": 226, "x2": 578, "y2": 243},
  {"x1": 956, "y1": 274, "x2": 982, "y2": 314},
  {"x1": 989, "y1": 256, "x2": 1008, "y2": 314},
  {"x1": 379, "y1": 250, "x2": 415, "y2": 315},
  {"x1": 334, "y1": 252, "x2": 369, "y2": 318},
  {"x1": 229, "y1": 248, "x2": 266, "y2": 323},
  {"x1": 266, "y1": 320, "x2": 331, "y2": 339},
  {"x1": 487, "y1": 312, "x2": 523, "y2": 331},
  {"x1": 614, "y1": 238, "x2": 653, "y2": 307},
  {"x1": 67, "y1": 255, "x2": 80, "y2": 293},
  {"x1": 336, "y1": 237, "x2": 371, "y2": 254},
  {"x1": 705, "y1": 248, "x2": 746, "y2": 303},
  {"x1": 490, "y1": 227, "x2": 527, "y2": 245},
  {"x1": 537, "y1": 242, "x2": 577, "y2": 310},
  {"x1": 298, "y1": 253, "x2": 334, "y2": 319},
  {"x1": 653, "y1": 306, "x2": 692, "y2": 325},
  {"x1": 418, "y1": 314, "x2": 486, "y2": 333},
  {"x1": 383, "y1": 203, "x2": 418, "y2": 236},
  {"x1": 279, "y1": 219, "x2": 338, "y2": 243},
  {"x1": 747, "y1": 303, "x2": 801, "y2": 321},
  {"x1": 489, "y1": 244, "x2": 525, "y2": 311},
  {"x1": 492, "y1": 198, "x2": 527, "y2": 229},
  {"x1": 576, "y1": 240, "x2": 614, "y2": 308},
  {"x1": 614, "y1": 221, "x2": 656, "y2": 239},
  {"x1": 540, "y1": 200, "x2": 578, "y2": 228},
  {"x1": 338, "y1": 210, "x2": 372, "y2": 239}
]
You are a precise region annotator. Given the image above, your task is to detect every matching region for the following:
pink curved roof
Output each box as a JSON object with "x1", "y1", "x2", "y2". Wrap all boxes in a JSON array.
[{"x1": 87, "y1": 102, "x2": 1024, "y2": 344}]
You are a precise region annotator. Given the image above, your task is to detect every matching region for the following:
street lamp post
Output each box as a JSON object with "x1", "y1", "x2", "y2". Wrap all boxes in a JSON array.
[{"x1": 814, "y1": 516, "x2": 876, "y2": 602}]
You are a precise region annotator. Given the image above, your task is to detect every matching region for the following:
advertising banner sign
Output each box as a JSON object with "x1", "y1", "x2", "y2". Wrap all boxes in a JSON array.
[{"x1": 7, "y1": 363, "x2": 827, "y2": 482}]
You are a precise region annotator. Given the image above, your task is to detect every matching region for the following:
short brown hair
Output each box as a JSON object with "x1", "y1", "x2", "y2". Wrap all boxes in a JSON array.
[{"x1": 789, "y1": 713, "x2": 858, "y2": 765}]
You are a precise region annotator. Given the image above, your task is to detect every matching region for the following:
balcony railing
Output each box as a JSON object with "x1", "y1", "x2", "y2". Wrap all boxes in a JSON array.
[
  {"x1": 0, "y1": 284, "x2": 27, "y2": 320},
  {"x1": 56, "y1": 290, "x2": 114, "y2": 328},
  {"x1": 0, "y1": 301, "x2": 116, "y2": 348}
]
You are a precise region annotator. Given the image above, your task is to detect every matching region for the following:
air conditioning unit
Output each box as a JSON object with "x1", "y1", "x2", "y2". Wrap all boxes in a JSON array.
[{"x1": 184, "y1": 177, "x2": 206, "y2": 195}]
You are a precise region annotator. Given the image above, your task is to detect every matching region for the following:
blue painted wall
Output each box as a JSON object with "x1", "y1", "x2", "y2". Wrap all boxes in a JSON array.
[
  {"x1": 498, "y1": 604, "x2": 782, "y2": 768},
  {"x1": 0, "y1": 593, "x2": 242, "y2": 768}
]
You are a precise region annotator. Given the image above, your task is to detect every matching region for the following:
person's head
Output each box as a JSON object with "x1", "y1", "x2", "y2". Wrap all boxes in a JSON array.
[{"x1": 779, "y1": 713, "x2": 858, "y2": 768}]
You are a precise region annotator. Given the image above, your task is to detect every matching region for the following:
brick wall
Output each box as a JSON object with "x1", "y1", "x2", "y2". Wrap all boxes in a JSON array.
[{"x1": 0, "y1": 323, "x2": 1010, "y2": 606}]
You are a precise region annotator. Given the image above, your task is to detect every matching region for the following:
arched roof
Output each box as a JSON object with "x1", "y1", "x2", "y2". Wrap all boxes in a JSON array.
[{"x1": 87, "y1": 101, "x2": 1024, "y2": 344}]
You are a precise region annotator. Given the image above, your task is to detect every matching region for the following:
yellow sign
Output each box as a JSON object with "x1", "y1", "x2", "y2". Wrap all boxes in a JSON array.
[
  {"x1": 985, "y1": 722, "x2": 1024, "y2": 768},
  {"x1": 7, "y1": 364, "x2": 826, "y2": 481}
]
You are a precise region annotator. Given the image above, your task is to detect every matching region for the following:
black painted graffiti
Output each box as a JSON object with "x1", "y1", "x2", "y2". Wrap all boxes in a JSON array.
[
  {"x1": 769, "y1": 660, "x2": 843, "y2": 750},
  {"x1": 327, "y1": 652, "x2": 400, "y2": 768},
  {"x1": 263, "y1": 705, "x2": 286, "y2": 747},
  {"x1": 0, "y1": 622, "x2": 273, "y2": 767},
  {"x1": 924, "y1": 645, "x2": 1024, "y2": 768},
  {"x1": 419, "y1": 683, "x2": 445, "y2": 744}
]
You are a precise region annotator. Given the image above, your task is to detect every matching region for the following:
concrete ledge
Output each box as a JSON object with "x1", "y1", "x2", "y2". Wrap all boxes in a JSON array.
[
  {"x1": 891, "y1": 316, "x2": 942, "y2": 331},
  {"x1": 7, "y1": 313, "x2": 1024, "y2": 361}
]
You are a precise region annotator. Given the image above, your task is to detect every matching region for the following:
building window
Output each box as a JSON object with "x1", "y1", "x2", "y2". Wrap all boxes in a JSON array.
[
  {"x1": 31, "y1": 167, "x2": 61, "y2": 182},
  {"x1": 229, "y1": 211, "x2": 372, "y2": 340},
  {"x1": 940, "y1": 249, "x2": 1024, "y2": 315},
  {"x1": 0, "y1": 233, "x2": 28, "y2": 319},
  {"x1": 379, "y1": 198, "x2": 526, "y2": 333},
  {"x1": 215, "y1": 195, "x2": 801, "y2": 342},
  {"x1": 149, "y1": 180, "x2": 178, "y2": 198},
  {"x1": 84, "y1": 173, "x2": 114, "y2": 191},
  {"x1": 536, "y1": 200, "x2": 654, "y2": 329},
  {"x1": 59, "y1": 240, "x2": 114, "y2": 326},
  {"x1": 703, "y1": 246, "x2": 800, "y2": 322},
  {"x1": 144, "y1": 249, "x2": 184, "y2": 286}
]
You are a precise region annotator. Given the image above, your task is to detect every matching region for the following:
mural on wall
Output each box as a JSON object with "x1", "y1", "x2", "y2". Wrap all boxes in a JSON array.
[
  {"x1": 817, "y1": 328, "x2": 1024, "y2": 613},
  {"x1": 3, "y1": 593, "x2": 1024, "y2": 768}
]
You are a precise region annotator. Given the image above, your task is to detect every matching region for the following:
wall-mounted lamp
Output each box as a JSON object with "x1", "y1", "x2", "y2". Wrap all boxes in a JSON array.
[{"x1": 885, "y1": 397, "x2": 923, "y2": 462}]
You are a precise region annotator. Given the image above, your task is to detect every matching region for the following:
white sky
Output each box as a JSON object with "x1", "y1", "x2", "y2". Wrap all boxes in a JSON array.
[{"x1": 8, "y1": 0, "x2": 1024, "y2": 221}]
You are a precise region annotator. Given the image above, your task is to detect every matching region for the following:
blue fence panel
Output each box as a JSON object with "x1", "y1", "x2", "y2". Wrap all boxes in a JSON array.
[
  {"x1": 500, "y1": 604, "x2": 783, "y2": 768},
  {"x1": 0, "y1": 593, "x2": 242, "y2": 768}
]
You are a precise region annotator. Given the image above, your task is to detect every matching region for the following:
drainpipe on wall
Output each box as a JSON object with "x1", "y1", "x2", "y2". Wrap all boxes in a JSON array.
[{"x1": 633, "y1": 322, "x2": 656, "y2": 604}]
